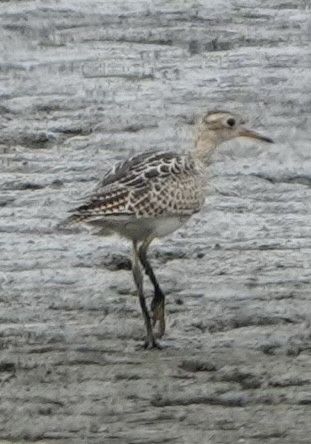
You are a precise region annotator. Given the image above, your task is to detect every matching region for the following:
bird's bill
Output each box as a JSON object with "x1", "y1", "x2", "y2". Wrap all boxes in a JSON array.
[{"x1": 239, "y1": 127, "x2": 274, "y2": 144}]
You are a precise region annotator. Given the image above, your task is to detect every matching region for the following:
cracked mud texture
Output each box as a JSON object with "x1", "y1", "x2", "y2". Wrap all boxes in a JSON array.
[{"x1": 1, "y1": 0, "x2": 311, "y2": 443}]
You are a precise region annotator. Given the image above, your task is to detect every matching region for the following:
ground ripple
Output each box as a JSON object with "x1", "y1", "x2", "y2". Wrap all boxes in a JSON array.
[{"x1": 0, "y1": 0, "x2": 310, "y2": 443}]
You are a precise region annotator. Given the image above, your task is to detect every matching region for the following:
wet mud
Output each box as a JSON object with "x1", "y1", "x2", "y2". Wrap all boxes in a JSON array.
[{"x1": 0, "y1": 0, "x2": 311, "y2": 443}]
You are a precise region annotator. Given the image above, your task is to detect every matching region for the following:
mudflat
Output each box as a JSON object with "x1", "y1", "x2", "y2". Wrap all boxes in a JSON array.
[{"x1": 0, "y1": 1, "x2": 311, "y2": 443}]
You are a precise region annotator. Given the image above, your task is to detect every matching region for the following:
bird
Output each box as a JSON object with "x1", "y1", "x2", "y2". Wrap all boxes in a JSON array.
[{"x1": 61, "y1": 110, "x2": 273, "y2": 349}]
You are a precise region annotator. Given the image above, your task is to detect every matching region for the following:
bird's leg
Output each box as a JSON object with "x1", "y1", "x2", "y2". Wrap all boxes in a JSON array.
[
  {"x1": 138, "y1": 237, "x2": 165, "y2": 338},
  {"x1": 132, "y1": 241, "x2": 160, "y2": 349}
]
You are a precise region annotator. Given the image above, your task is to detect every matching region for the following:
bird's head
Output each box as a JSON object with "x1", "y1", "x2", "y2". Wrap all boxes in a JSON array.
[{"x1": 194, "y1": 110, "x2": 273, "y2": 162}]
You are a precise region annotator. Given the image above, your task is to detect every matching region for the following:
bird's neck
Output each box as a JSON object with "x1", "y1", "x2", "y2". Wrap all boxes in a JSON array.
[{"x1": 193, "y1": 134, "x2": 218, "y2": 165}]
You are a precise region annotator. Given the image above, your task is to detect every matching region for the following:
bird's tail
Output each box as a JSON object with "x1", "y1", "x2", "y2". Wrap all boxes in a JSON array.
[
  {"x1": 57, "y1": 213, "x2": 116, "y2": 238},
  {"x1": 56, "y1": 213, "x2": 91, "y2": 230}
]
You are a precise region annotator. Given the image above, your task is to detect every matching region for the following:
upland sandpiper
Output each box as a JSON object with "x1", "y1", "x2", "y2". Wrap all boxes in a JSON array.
[{"x1": 62, "y1": 111, "x2": 273, "y2": 348}]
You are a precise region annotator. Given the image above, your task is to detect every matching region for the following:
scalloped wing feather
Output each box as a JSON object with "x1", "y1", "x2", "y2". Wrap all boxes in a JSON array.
[{"x1": 63, "y1": 151, "x2": 204, "y2": 225}]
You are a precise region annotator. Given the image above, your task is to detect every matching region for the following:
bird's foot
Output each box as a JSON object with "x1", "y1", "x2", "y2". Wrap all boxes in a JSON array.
[{"x1": 143, "y1": 335, "x2": 162, "y2": 350}]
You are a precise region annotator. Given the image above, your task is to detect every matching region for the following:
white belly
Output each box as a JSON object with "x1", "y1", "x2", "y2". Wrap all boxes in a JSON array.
[
  {"x1": 152, "y1": 216, "x2": 190, "y2": 238},
  {"x1": 92, "y1": 215, "x2": 191, "y2": 241}
]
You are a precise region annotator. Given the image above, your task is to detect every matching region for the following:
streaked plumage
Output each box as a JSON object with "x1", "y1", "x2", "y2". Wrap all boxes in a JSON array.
[
  {"x1": 61, "y1": 110, "x2": 273, "y2": 349},
  {"x1": 65, "y1": 151, "x2": 205, "y2": 237}
]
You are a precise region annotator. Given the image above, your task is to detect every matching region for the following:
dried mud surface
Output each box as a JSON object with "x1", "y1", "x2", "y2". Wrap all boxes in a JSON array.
[{"x1": 1, "y1": 1, "x2": 311, "y2": 443}]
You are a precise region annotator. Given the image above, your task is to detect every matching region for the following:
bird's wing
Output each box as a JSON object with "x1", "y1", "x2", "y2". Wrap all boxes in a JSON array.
[{"x1": 64, "y1": 151, "x2": 203, "y2": 225}]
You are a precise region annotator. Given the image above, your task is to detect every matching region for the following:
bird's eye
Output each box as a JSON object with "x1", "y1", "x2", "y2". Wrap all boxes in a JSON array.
[{"x1": 226, "y1": 118, "x2": 236, "y2": 127}]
